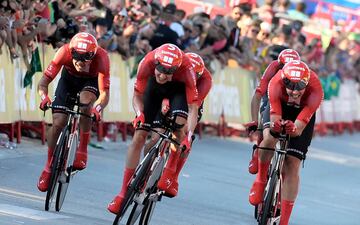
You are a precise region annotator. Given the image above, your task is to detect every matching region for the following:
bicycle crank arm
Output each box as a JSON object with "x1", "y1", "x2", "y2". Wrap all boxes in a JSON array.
[
  {"x1": 270, "y1": 215, "x2": 280, "y2": 224},
  {"x1": 149, "y1": 190, "x2": 165, "y2": 201},
  {"x1": 70, "y1": 170, "x2": 78, "y2": 176}
]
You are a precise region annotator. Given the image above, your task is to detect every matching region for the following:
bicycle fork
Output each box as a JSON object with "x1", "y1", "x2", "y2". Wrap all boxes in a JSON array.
[{"x1": 265, "y1": 152, "x2": 285, "y2": 224}]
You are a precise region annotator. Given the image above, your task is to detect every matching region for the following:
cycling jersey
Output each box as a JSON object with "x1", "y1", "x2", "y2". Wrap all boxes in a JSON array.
[
  {"x1": 134, "y1": 50, "x2": 198, "y2": 105},
  {"x1": 255, "y1": 60, "x2": 283, "y2": 97},
  {"x1": 196, "y1": 68, "x2": 212, "y2": 107},
  {"x1": 44, "y1": 43, "x2": 110, "y2": 91},
  {"x1": 268, "y1": 70, "x2": 323, "y2": 124}
]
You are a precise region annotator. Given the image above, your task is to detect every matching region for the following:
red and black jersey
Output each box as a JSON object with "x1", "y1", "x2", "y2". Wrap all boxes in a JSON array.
[
  {"x1": 134, "y1": 49, "x2": 198, "y2": 105},
  {"x1": 268, "y1": 70, "x2": 323, "y2": 124},
  {"x1": 196, "y1": 68, "x2": 212, "y2": 107},
  {"x1": 44, "y1": 44, "x2": 110, "y2": 91},
  {"x1": 256, "y1": 60, "x2": 283, "y2": 96}
]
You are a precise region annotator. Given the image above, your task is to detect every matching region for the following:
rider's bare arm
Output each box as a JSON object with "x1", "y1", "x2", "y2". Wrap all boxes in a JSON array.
[
  {"x1": 37, "y1": 76, "x2": 52, "y2": 97},
  {"x1": 187, "y1": 103, "x2": 199, "y2": 137},
  {"x1": 251, "y1": 92, "x2": 262, "y2": 122},
  {"x1": 132, "y1": 93, "x2": 144, "y2": 116},
  {"x1": 94, "y1": 89, "x2": 109, "y2": 110},
  {"x1": 293, "y1": 120, "x2": 306, "y2": 137}
]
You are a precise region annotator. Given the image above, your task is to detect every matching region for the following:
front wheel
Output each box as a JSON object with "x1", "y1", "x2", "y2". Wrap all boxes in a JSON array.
[
  {"x1": 55, "y1": 131, "x2": 78, "y2": 211},
  {"x1": 113, "y1": 147, "x2": 157, "y2": 225},
  {"x1": 45, "y1": 127, "x2": 69, "y2": 211},
  {"x1": 259, "y1": 170, "x2": 280, "y2": 225},
  {"x1": 126, "y1": 202, "x2": 144, "y2": 225},
  {"x1": 139, "y1": 200, "x2": 156, "y2": 225}
]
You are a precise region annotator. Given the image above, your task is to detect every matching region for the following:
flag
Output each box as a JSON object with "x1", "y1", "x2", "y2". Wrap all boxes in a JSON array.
[
  {"x1": 320, "y1": 73, "x2": 341, "y2": 100},
  {"x1": 23, "y1": 47, "x2": 42, "y2": 88}
]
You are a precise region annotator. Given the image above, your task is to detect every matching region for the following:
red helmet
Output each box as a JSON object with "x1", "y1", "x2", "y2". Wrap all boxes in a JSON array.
[
  {"x1": 185, "y1": 52, "x2": 205, "y2": 78},
  {"x1": 278, "y1": 49, "x2": 300, "y2": 65},
  {"x1": 154, "y1": 43, "x2": 183, "y2": 74},
  {"x1": 69, "y1": 32, "x2": 98, "y2": 61},
  {"x1": 281, "y1": 60, "x2": 310, "y2": 90}
]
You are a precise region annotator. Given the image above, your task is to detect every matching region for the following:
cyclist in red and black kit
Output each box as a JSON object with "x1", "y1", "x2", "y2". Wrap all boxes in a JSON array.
[
  {"x1": 107, "y1": 43, "x2": 199, "y2": 214},
  {"x1": 37, "y1": 32, "x2": 110, "y2": 192},
  {"x1": 245, "y1": 49, "x2": 300, "y2": 174},
  {"x1": 248, "y1": 60, "x2": 323, "y2": 225},
  {"x1": 157, "y1": 52, "x2": 212, "y2": 197}
]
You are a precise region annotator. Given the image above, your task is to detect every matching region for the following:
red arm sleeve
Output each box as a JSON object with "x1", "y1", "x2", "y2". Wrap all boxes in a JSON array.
[
  {"x1": 268, "y1": 73, "x2": 283, "y2": 117},
  {"x1": 297, "y1": 72, "x2": 324, "y2": 124},
  {"x1": 196, "y1": 68, "x2": 212, "y2": 107},
  {"x1": 97, "y1": 49, "x2": 110, "y2": 91},
  {"x1": 179, "y1": 60, "x2": 198, "y2": 104},
  {"x1": 44, "y1": 45, "x2": 68, "y2": 81},
  {"x1": 256, "y1": 61, "x2": 281, "y2": 96}
]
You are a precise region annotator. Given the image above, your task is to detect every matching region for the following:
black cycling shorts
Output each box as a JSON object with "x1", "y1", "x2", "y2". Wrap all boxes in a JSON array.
[
  {"x1": 52, "y1": 68, "x2": 99, "y2": 114},
  {"x1": 140, "y1": 77, "x2": 188, "y2": 131},
  {"x1": 262, "y1": 102, "x2": 316, "y2": 160}
]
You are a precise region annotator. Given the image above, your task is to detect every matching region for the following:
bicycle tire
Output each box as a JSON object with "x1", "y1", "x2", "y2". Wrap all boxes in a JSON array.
[
  {"x1": 126, "y1": 202, "x2": 144, "y2": 225},
  {"x1": 259, "y1": 169, "x2": 280, "y2": 225},
  {"x1": 55, "y1": 131, "x2": 78, "y2": 211},
  {"x1": 45, "y1": 127, "x2": 69, "y2": 211},
  {"x1": 254, "y1": 204, "x2": 259, "y2": 219},
  {"x1": 113, "y1": 147, "x2": 158, "y2": 225},
  {"x1": 139, "y1": 198, "x2": 156, "y2": 225}
]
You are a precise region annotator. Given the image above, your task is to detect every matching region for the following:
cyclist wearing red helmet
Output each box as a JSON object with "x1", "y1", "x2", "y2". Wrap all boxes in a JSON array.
[
  {"x1": 156, "y1": 52, "x2": 212, "y2": 197},
  {"x1": 248, "y1": 60, "x2": 323, "y2": 225},
  {"x1": 108, "y1": 43, "x2": 199, "y2": 214},
  {"x1": 245, "y1": 48, "x2": 300, "y2": 174},
  {"x1": 37, "y1": 32, "x2": 110, "y2": 192}
]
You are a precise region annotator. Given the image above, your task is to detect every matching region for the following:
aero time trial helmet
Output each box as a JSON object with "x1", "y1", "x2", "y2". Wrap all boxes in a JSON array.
[
  {"x1": 278, "y1": 49, "x2": 300, "y2": 65},
  {"x1": 154, "y1": 43, "x2": 183, "y2": 74},
  {"x1": 281, "y1": 60, "x2": 310, "y2": 91},
  {"x1": 185, "y1": 52, "x2": 205, "y2": 78},
  {"x1": 69, "y1": 32, "x2": 98, "y2": 61}
]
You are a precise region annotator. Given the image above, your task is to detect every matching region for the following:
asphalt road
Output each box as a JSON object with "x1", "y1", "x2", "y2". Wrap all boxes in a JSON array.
[{"x1": 0, "y1": 133, "x2": 359, "y2": 225}]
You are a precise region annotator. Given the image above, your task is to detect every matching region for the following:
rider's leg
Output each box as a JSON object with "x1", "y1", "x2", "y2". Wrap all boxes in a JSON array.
[
  {"x1": 279, "y1": 156, "x2": 301, "y2": 225},
  {"x1": 249, "y1": 127, "x2": 276, "y2": 205},
  {"x1": 158, "y1": 116, "x2": 187, "y2": 197},
  {"x1": 248, "y1": 131, "x2": 263, "y2": 174},
  {"x1": 108, "y1": 129, "x2": 149, "y2": 214},
  {"x1": 37, "y1": 113, "x2": 68, "y2": 192},
  {"x1": 143, "y1": 128, "x2": 163, "y2": 156},
  {"x1": 73, "y1": 90, "x2": 97, "y2": 170}
]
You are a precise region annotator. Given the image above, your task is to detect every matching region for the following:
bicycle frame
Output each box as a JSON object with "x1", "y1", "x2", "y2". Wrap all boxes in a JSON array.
[
  {"x1": 258, "y1": 133, "x2": 289, "y2": 225},
  {"x1": 114, "y1": 117, "x2": 184, "y2": 225},
  {"x1": 45, "y1": 94, "x2": 93, "y2": 211}
]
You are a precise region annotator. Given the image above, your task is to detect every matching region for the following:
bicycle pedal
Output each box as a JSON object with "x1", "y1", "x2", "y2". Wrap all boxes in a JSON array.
[
  {"x1": 149, "y1": 190, "x2": 164, "y2": 201},
  {"x1": 70, "y1": 170, "x2": 78, "y2": 176}
]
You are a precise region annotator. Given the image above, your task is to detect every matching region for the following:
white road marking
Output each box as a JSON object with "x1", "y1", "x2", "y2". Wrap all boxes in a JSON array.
[
  {"x1": 229, "y1": 136, "x2": 360, "y2": 167},
  {"x1": 349, "y1": 142, "x2": 360, "y2": 148},
  {"x1": 308, "y1": 147, "x2": 360, "y2": 167},
  {"x1": 0, "y1": 204, "x2": 70, "y2": 220},
  {"x1": 0, "y1": 187, "x2": 45, "y2": 202}
]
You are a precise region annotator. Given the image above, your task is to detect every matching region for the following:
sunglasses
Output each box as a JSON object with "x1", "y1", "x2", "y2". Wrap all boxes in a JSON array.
[
  {"x1": 283, "y1": 77, "x2": 307, "y2": 91},
  {"x1": 155, "y1": 61, "x2": 177, "y2": 75},
  {"x1": 251, "y1": 29, "x2": 260, "y2": 34},
  {"x1": 71, "y1": 49, "x2": 95, "y2": 62}
]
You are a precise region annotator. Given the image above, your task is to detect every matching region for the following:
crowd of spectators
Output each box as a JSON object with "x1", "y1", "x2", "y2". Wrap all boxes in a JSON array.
[{"x1": 0, "y1": 0, "x2": 359, "y2": 88}]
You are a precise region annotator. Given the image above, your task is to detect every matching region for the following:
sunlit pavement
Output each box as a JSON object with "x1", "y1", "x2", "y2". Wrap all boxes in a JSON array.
[{"x1": 0, "y1": 133, "x2": 359, "y2": 225}]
